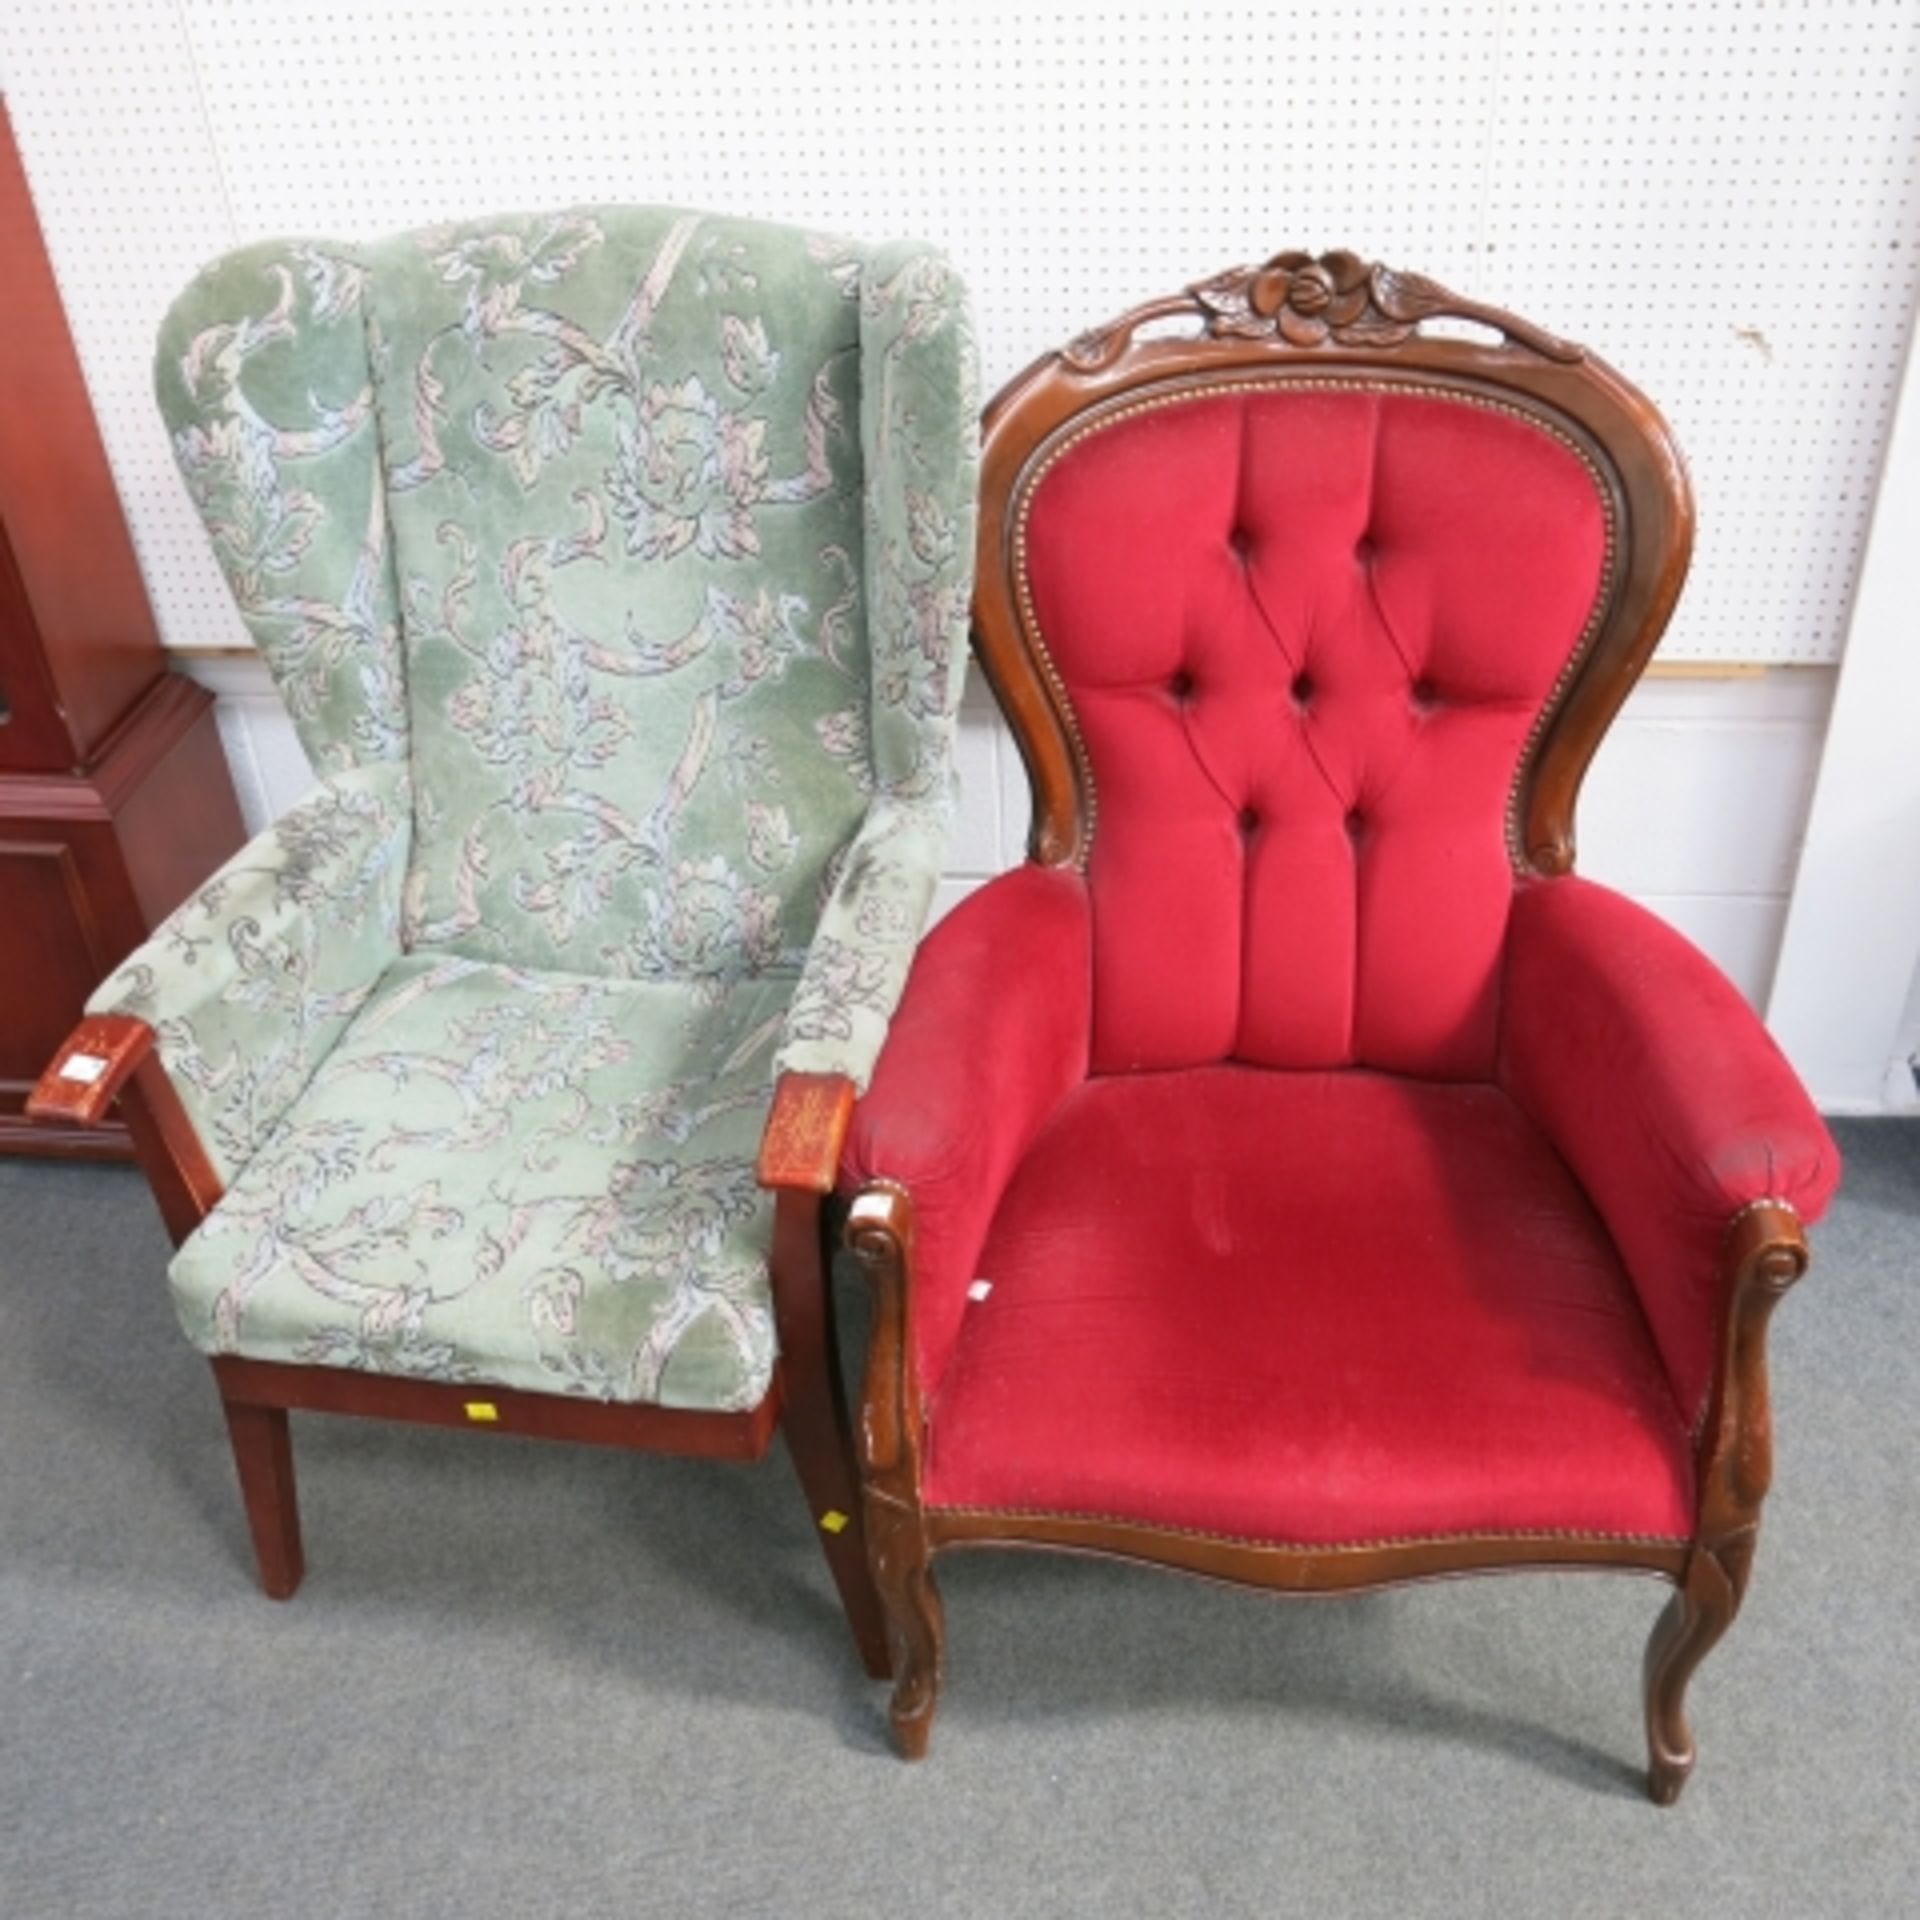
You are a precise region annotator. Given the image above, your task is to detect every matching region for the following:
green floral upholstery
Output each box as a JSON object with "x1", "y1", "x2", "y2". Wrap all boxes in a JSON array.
[
  {"x1": 93, "y1": 208, "x2": 978, "y2": 1409},
  {"x1": 92, "y1": 762, "x2": 410, "y2": 1186},
  {"x1": 169, "y1": 958, "x2": 788, "y2": 1409}
]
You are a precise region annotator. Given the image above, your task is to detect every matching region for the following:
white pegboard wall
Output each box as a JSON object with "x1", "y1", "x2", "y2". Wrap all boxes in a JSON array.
[{"x1": 2, "y1": 0, "x2": 1917, "y2": 662}]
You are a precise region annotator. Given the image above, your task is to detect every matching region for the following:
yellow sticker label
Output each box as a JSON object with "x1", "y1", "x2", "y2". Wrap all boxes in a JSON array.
[
  {"x1": 818, "y1": 1509, "x2": 850, "y2": 1534},
  {"x1": 464, "y1": 1401, "x2": 500, "y2": 1423}
]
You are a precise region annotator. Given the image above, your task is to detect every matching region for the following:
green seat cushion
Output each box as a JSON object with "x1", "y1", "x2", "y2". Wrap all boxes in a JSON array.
[{"x1": 169, "y1": 953, "x2": 792, "y2": 1410}]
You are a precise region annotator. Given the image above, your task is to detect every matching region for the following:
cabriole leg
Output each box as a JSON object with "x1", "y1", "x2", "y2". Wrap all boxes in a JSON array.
[
  {"x1": 867, "y1": 1490, "x2": 944, "y2": 1758},
  {"x1": 1644, "y1": 1537, "x2": 1746, "y2": 1805},
  {"x1": 1648, "y1": 1212, "x2": 1808, "y2": 1805}
]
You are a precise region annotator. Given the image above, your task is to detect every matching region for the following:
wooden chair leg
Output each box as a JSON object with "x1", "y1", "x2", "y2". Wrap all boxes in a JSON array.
[
  {"x1": 1644, "y1": 1545, "x2": 1742, "y2": 1805},
  {"x1": 770, "y1": 1188, "x2": 891, "y2": 1680},
  {"x1": 783, "y1": 1380, "x2": 892, "y2": 1681},
  {"x1": 217, "y1": 1383, "x2": 305, "y2": 1600},
  {"x1": 867, "y1": 1491, "x2": 945, "y2": 1758}
]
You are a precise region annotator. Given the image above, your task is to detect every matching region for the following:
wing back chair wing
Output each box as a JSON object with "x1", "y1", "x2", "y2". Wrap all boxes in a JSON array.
[
  {"x1": 32, "y1": 208, "x2": 978, "y2": 1677},
  {"x1": 843, "y1": 253, "x2": 1838, "y2": 1795}
]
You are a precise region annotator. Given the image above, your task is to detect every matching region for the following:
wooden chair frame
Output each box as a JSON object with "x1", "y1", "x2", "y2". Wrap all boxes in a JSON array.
[
  {"x1": 32, "y1": 1029, "x2": 890, "y2": 1679},
  {"x1": 845, "y1": 250, "x2": 1812, "y2": 1802}
]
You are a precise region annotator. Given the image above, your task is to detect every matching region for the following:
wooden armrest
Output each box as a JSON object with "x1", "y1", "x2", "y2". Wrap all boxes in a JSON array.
[
  {"x1": 755, "y1": 1071, "x2": 857, "y2": 1194},
  {"x1": 28, "y1": 1012, "x2": 223, "y2": 1244},
  {"x1": 27, "y1": 1014, "x2": 156, "y2": 1126}
]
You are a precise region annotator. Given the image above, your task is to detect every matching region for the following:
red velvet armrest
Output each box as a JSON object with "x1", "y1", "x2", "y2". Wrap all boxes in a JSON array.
[
  {"x1": 1498, "y1": 876, "x2": 1840, "y2": 1421},
  {"x1": 842, "y1": 863, "x2": 1093, "y2": 1401}
]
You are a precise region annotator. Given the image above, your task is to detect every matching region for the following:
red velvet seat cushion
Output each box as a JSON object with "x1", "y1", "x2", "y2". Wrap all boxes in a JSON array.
[{"x1": 923, "y1": 1067, "x2": 1693, "y2": 1545}]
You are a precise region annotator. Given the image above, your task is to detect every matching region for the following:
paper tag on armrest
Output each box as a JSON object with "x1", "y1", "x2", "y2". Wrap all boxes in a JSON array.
[
  {"x1": 59, "y1": 1054, "x2": 109, "y2": 1085},
  {"x1": 967, "y1": 1279, "x2": 993, "y2": 1302}
]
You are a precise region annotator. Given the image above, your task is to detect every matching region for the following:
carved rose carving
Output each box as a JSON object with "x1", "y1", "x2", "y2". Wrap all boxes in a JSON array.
[
  {"x1": 1241, "y1": 250, "x2": 1373, "y2": 345},
  {"x1": 1192, "y1": 250, "x2": 1384, "y2": 347},
  {"x1": 1060, "y1": 251, "x2": 1583, "y2": 372}
]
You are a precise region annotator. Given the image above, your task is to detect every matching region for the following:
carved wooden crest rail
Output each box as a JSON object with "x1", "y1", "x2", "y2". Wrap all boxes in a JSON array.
[{"x1": 1062, "y1": 250, "x2": 1584, "y2": 372}]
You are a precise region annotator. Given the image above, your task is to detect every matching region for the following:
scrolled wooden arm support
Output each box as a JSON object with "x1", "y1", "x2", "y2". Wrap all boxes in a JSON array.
[
  {"x1": 1645, "y1": 1200, "x2": 1809, "y2": 1806},
  {"x1": 26, "y1": 1013, "x2": 222, "y2": 1245},
  {"x1": 846, "y1": 1180, "x2": 943, "y2": 1757}
]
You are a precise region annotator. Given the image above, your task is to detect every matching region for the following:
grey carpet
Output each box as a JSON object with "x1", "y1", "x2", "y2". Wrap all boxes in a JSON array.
[{"x1": 1, "y1": 1120, "x2": 1915, "y2": 1920}]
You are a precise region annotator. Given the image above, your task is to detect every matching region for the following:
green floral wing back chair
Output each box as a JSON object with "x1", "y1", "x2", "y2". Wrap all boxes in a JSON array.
[{"x1": 32, "y1": 208, "x2": 978, "y2": 1675}]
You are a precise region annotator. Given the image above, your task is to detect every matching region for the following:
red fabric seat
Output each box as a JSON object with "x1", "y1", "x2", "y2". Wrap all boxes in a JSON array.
[{"x1": 923, "y1": 1067, "x2": 1693, "y2": 1545}]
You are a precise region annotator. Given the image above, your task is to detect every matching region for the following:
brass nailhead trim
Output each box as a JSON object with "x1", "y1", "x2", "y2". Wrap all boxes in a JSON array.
[
  {"x1": 930, "y1": 1505, "x2": 1687, "y2": 1553},
  {"x1": 1721, "y1": 1193, "x2": 1805, "y2": 1241},
  {"x1": 1011, "y1": 375, "x2": 1623, "y2": 875}
]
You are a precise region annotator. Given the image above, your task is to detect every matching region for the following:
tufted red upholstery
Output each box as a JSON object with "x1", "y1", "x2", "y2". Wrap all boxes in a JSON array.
[{"x1": 1022, "y1": 382, "x2": 1610, "y2": 1077}]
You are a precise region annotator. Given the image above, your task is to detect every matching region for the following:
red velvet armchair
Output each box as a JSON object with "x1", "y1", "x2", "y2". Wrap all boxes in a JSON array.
[{"x1": 841, "y1": 253, "x2": 1840, "y2": 1802}]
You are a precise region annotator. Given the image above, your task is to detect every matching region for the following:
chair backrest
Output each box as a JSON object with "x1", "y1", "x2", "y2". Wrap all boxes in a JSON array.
[
  {"x1": 157, "y1": 207, "x2": 974, "y2": 980},
  {"x1": 976, "y1": 252, "x2": 1692, "y2": 1079}
]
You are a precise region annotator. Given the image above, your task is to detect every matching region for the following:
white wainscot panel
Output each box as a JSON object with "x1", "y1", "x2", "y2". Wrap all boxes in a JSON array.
[
  {"x1": 928, "y1": 877, "x2": 986, "y2": 928},
  {"x1": 1620, "y1": 896, "x2": 1802, "y2": 1014},
  {"x1": 185, "y1": 658, "x2": 317, "y2": 833},
  {"x1": 946, "y1": 684, "x2": 1006, "y2": 879},
  {"x1": 1573, "y1": 668, "x2": 1835, "y2": 1007},
  {"x1": 1893, "y1": 966, "x2": 1920, "y2": 1109}
]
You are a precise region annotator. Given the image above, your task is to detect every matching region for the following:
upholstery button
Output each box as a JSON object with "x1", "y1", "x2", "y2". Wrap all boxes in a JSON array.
[
  {"x1": 1291, "y1": 670, "x2": 1315, "y2": 705},
  {"x1": 1355, "y1": 534, "x2": 1376, "y2": 564},
  {"x1": 1345, "y1": 808, "x2": 1365, "y2": 839},
  {"x1": 1228, "y1": 527, "x2": 1253, "y2": 560},
  {"x1": 1238, "y1": 805, "x2": 1260, "y2": 836},
  {"x1": 1410, "y1": 677, "x2": 1437, "y2": 710},
  {"x1": 1169, "y1": 668, "x2": 1194, "y2": 699}
]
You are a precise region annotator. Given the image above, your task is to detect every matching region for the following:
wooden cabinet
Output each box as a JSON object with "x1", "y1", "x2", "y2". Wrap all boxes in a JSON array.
[{"x1": 0, "y1": 98, "x2": 245, "y2": 1157}]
